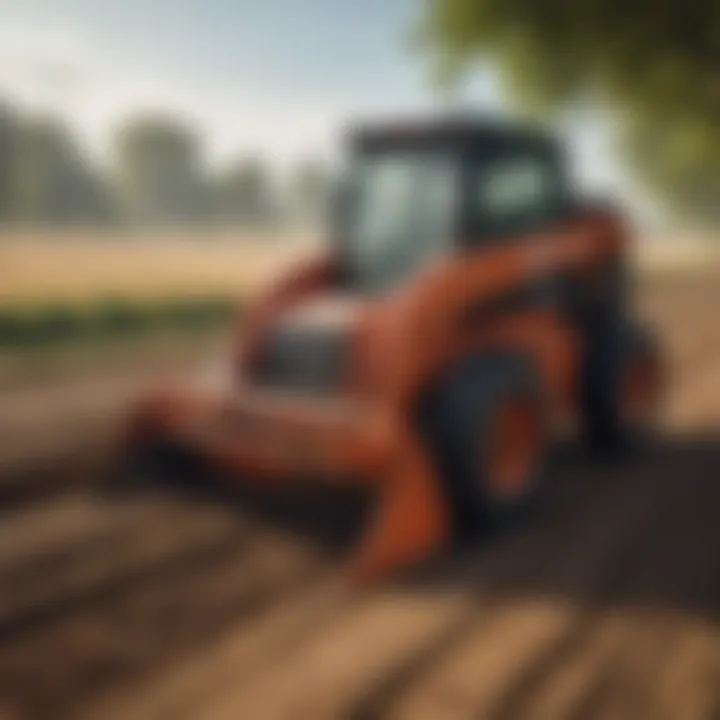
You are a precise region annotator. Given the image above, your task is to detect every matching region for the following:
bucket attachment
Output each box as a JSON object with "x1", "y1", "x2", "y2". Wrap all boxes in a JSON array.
[
  {"x1": 115, "y1": 386, "x2": 452, "y2": 583},
  {"x1": 351, "y1": 433, "x2": 451, "y2": 583}
]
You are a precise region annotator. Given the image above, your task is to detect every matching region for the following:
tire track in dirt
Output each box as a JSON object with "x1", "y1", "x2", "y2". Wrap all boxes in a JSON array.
[
  {"x1": 579, "y1": 468, "x2": 720, "y2": 720},
  {"x1": 572, "y1": 617, "x2": 713, "y2": 720},
  {"x1": 82, "y1": 573, "x2": 354, "y2": 720},
  {"x1": 486, "y1": 440, "x2": 720, "y2": 720},
  {"x1": 0, "y1": 496, "x2": 146, "y2": 568},
  {"x1": 368, "y1": 444, "x2": 694, "y2": 720},
  {"x1": 646, "y1": 626, "x2": 720, "y2": 720},
  {"x1": 0, "y1": 496, "x2": 247, "y2": 636},
  {"x1": 0, "y1": 522, "x2": 322, "y2": 720},
  {"x1": 183, "y1": 443, "x2": 678, "y2": 720},
  {"x1": 73, "y1": 416, "x2": 720, "y2": 717}
]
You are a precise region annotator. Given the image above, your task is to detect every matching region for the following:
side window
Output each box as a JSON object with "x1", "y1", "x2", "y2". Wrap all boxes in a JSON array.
[{"x1": 470, "y1": 154, "x2": 563, "y2": 239}]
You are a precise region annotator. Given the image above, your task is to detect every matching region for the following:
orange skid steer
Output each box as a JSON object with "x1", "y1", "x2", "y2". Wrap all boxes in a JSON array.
[{"x1": 121, "y1": 117, "x2": 662, "y2": 582}]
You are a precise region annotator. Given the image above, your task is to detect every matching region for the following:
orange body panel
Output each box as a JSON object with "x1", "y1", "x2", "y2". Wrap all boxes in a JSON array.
[
  {"x1": 126, "y1": 214, "x2": 624, "y2": 581},
  {"x1": 355, "y1": 216, "x2": 620, "y2": 415}
]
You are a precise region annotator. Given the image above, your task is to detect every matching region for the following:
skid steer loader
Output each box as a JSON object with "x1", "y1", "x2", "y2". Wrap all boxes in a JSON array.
[{"x1": 121, "y1": 116, "x2": 662, "y2": 582}]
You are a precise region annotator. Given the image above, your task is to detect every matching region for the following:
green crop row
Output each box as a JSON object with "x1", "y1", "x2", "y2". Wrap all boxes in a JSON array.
[{"x1": 0, "y1": 296, "x2": 241, "y2": 349}]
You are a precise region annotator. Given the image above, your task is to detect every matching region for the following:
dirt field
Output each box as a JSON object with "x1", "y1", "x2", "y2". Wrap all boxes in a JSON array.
[{"x1": 1, "y1": 269, "x2": 720, "y2": 720}]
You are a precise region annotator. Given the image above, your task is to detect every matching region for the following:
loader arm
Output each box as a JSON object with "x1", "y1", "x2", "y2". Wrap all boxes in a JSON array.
[{"x1": 368, "y1": 216, "x2": 624, "y2": 410}]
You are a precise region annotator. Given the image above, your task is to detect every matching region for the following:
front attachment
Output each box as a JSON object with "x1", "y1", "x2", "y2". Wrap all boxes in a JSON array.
[
  {"x1": 115, "y1": 386, "x2": 453, "y2": 584},
  {"x1": 351, "y1": 431, "x2": 451, "y2": 583}
]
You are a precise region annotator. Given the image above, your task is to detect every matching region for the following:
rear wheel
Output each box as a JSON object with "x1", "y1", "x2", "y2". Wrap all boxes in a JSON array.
[
  {"x1": 582, "y1": 321, "x2": 663, "y2": 452},
  {"x1": 423, "y1": 355, "x2": 550, "y2": 538}
]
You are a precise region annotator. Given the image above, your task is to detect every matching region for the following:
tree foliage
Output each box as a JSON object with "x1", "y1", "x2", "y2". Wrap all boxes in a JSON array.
[
  {"x1": 14, "y1": 117, "x2": 113, "y2": 225},
  {"x1": 418, "y1": 0, "x2": 720, "y2": 225},
  {"x1": 214, "y1": 157, "x2": 275, "y2": 226},
  {"x1": 114, "y1": 116, "x2": 208, "y2": 225},
  {"x1": 0, "y1": 103, "x2": 19, "y2": 221},
  {"x1": 0, "y1": 106, "x2": 317, "y2": 230},
  {"x1": 289, "y1": 159, "x2": 330, "y2": 224}
]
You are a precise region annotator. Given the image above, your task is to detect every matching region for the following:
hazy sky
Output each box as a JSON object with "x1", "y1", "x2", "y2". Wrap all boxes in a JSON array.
[{"x1": 0, "y1": 0, "x2": 632, "y2": 207}]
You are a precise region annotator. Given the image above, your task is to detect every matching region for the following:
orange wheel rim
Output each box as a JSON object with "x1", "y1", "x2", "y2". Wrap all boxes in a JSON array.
[
  {"x1": 484, "y1": 397, "x2": 542, "y2": 501},
  {"x1": 620, "y1": 352, "x2": 661, "y2": 428}
]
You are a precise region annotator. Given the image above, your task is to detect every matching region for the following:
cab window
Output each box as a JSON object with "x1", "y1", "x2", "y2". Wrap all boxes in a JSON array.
[{"x1": 468, "y1": 151, "x2": 565, "y2": 239}]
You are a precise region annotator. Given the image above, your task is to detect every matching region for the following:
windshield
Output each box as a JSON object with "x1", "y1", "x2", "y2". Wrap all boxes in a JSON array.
[{"x1": 343, "y1": 150, "x2": 457, "y2": 295}]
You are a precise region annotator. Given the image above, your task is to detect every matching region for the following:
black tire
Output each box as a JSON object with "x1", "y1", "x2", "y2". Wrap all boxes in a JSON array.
[
  {"x1": 581, "y1": 320, "x2": 662, "y2": 453},
  {"x1": 421, "y1": 354, "x2": 550, "y2": 539}
]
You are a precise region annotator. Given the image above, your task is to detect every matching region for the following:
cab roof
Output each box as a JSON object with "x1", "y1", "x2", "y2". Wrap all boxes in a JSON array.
[{"x1": 349, "y1": 114, "x2": 558, "y2": 156}]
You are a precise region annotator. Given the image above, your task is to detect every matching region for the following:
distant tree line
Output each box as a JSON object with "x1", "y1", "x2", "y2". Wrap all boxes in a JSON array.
[{"x1": 0, "y1": 101, "x2": 330, "y2": 229}]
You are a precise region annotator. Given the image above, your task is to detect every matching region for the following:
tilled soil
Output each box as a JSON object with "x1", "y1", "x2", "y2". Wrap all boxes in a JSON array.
[{"x1": 1, "y1": 274, "x2": 720, "y2": 720}]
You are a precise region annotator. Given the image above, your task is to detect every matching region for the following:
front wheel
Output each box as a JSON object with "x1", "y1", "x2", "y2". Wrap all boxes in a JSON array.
[{"x1": 423, "y1": 355, "x2": 550, "y2": 538}]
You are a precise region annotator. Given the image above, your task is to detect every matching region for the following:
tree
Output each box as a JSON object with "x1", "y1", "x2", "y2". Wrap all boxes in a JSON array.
[
  {"x1": 417, "y1": 0, "x2": 720, "y2": 225},
  {"x1": 288, "y1": 159, "x2": 330, "y2": 226},
  {"x1": 113, "y1": 115, "x2": 207, "y2": 225},
  {"x1": 0, "y1": 102, "x2": 19, "y2": 222},
  {"x1": 14, "y1": 116, "x2": 114, "y2": 225},
  {"x1": 213, "y1": 157, "x2": 276, "y2": 226}
]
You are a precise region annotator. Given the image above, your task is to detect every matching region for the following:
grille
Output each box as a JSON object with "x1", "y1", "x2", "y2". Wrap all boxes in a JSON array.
[{"x1": 254, "y1": 325, "x2": 350, "y2": 393}]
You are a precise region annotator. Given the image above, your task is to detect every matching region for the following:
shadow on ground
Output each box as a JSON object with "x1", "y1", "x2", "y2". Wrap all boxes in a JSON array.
[{"x1": 132, "y1": 429, "x2": 720, "y2": 623}]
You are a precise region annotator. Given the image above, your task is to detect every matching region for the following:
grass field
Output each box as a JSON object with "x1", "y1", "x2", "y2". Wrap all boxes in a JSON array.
[
  {"x1": 0, "y1": 231, "x2": 319, "y2": 357},
  {"x1": 0, "y1": 229, "x2": 716, "y2": 307},
  {"x1": 0, "y1": 227, "x2": 715, "y2": 358},
  {"x1": 0, "y1": 229, "x2": 318, "y2": 307}
]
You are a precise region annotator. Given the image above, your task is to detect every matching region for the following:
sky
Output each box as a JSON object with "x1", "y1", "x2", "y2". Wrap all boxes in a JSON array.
[{"x1": 0, "y1": 0, "x2": 636, "y2": 208}]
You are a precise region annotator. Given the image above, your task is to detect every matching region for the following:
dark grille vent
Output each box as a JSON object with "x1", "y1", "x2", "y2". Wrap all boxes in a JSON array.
[{"x1": 255, "y1": 326, "x2": 350, "y2": 393}]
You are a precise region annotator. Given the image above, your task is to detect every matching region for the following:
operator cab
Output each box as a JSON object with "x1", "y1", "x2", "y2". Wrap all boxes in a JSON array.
[{"x1": 337, "y1": 116, "x2": 572, "y2": 295}]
